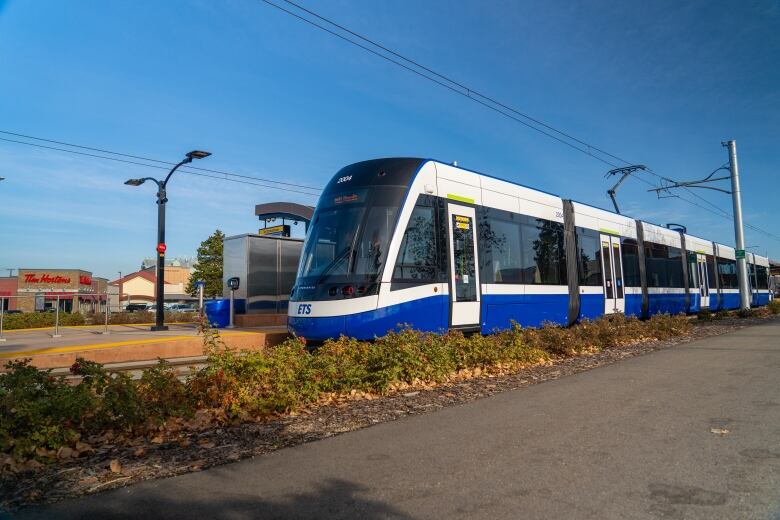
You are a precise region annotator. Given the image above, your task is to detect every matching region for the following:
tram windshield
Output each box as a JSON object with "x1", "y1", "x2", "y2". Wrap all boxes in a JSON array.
[{"x1": 297, "y1": 187, "x2": 405, "y2": 284}]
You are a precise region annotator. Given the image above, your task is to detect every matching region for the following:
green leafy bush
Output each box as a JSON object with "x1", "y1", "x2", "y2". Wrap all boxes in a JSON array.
[
  {"x1": 1, "y1": 311, "x2": 699, "y2": 463},
  {"x1": 769, "y1": 300, "x2": 780, "y2": 315},
  {"x1": 0, "y1": 360, "x2": 94, "y2": 459},
  {"x1": 736, "y1": 308, "x2": 756, "y2": 318},
  {"x1": 0, "y1": 310, "x2": 194, "y2": 331}
]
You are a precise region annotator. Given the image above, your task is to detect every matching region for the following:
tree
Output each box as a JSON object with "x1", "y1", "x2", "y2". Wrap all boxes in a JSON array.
[{"x1": 187, "y1": 229, "x2": 224, "y2": 298}]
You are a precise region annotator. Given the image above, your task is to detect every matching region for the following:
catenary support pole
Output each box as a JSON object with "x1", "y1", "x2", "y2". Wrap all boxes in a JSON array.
[{"x1": 723, "y1": 140, "x2": 750, "y2": 310}]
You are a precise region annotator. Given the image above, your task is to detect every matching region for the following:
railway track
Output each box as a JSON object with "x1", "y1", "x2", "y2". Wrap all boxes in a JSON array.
[{"x1": 50, "y1": 355, "x2": 208, "y2": 382}]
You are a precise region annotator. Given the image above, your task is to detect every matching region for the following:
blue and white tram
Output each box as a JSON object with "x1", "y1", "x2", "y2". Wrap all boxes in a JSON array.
[{"x1": 288, "y1": 158, "x2": 772, "y2": 341}]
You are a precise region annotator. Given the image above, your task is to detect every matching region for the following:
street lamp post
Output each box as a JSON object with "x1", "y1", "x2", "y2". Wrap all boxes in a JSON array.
[{"x1": 125, "y1": 150, "x2": 211, "y2": 331}]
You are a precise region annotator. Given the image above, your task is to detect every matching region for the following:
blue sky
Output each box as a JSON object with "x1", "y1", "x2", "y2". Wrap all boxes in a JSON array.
[{"x1": 1, "y1": 0, "x2": 778, "y2": 279}]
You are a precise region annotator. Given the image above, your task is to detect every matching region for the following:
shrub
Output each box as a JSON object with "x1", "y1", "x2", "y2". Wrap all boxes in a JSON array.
[
  {"x1": 313, "y1": 336, "x2": 374, "y2": 393},
  {"x1": 0, "y1": 360, "x2": 95, "y2": 459},
  {"x1": 0, "y1": 310, "x2": 194, "y2": 331},
  {"x1": 736, "y1": 308, "x2": 756, "y2": 319},
  {"x1": 189, "y1": 337, "x2": 317, "y2": 418},
  {"x1": 697, "y1": 309, "x2": 713, "y2": 321},
  {"x1": 136, "y1": 360, "x2": 191, "y2": 423},
  {"x1": 769, "y1": 300, "x2": 780, "y2": 315},
  {"x1": 644, "y1": 313, "x2": 691, "y2": 340},
  {"x1": 1, "y1": 311, "x2": 704, "y2": 464},
  {"x1": 70, "y1": 358, "x2": 145, "y2": 432},
  {"x1": 715, "y1": 310, "x2": 730, "y2": 320}
]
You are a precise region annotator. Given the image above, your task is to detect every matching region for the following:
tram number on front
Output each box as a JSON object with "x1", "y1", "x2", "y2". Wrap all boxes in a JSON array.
[{"x1": 296, "y1": 304, "x2": 312, "y2": 315}]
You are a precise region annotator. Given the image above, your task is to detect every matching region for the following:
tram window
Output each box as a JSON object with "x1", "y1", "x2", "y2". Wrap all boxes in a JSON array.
[
  {"x1": 576, "y1": 227, "x2": 602, "y2": 286},
  {"x1": 706, "y1": 254, "x2": 717, "y2": 288},
  {"x1": 520, "y1": 219, "x2": 566, "y2": 285},
  {"x1": 621, "y1": 238, "x2": 641, "y2": 287},
  {"x1": 749, "y1": 263, "x2": 756, "y2": 289},
  {"x1": 667, "y1": 246, "x2": 685, "y2": 288},
  {"x1": 301, "y1": 206, "x2": 364, "y2": 279},
  {"x1": 479, "y1": 209, "x2": 566, "y2": 285},
  {"x1": 716, "y1": 257, "x2": 738, "y2": 289},
  {"x1": 392, "y1": 199, "x2": 437, "y2": 283},
  {"x1": 478, "y1": 214, "x2": 523, "y2": 283},
  {"x1": 353, "y1": 206, "x2": 399, "y2": 280},
  {"x1": 756, "y1": 265, "x2": 769, "y2": 289},
  {"x1": 687, "y1": 252, "x2": 699, "y2": 288}
]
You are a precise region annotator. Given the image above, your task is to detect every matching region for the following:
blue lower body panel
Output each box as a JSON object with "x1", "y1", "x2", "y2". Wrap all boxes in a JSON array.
[
  {"x1": 647, "y1": 293, "x2": 687, "y2": 315},
  {"x1": 288, "y1": 295, "x2": 447, "y2": 341},
  {"x1": 624, "y1": 294, "x2": 642, "y2": 317},
  {"x1": 720, "y1": 293, "x2": 740, "y2": 310},
  {"x1": 346, "y1": 295, "x2": 447, "y2": 339},
  {"x1": 579, "y1": 293, "x2": 605, "y2": 321},
  {"x1": 481, "y1": 293, "x2": 569, "y2": 333},
  {"x1": 753, "y1": 293, "x2": 770, "y2": 307},
  {"x1": 688, "y1": 293, "x2": 700, "y2": 313}
]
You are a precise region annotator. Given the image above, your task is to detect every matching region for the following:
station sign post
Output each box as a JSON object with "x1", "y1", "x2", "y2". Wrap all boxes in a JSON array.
[{"x1": 227, "y1": 277, "x2": 240, "y2": 329}]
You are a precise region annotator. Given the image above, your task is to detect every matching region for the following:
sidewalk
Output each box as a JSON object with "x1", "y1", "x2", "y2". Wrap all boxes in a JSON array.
[{"x1": 0, "y1": 323, "x2": 288, "y2": 369}]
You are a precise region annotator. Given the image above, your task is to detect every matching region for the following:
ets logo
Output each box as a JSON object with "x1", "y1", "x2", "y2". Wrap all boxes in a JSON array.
[{"x1": 296, "y1": 304, "x2": 312, "y2": 315}]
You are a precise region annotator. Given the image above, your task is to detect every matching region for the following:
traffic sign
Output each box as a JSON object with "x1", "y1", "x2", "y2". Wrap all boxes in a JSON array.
[
  {"x1": 735, "y1": 249, "x2": 745, "y2": 259},
  {"x1": 194, "y1": 280, "x2": 206, "y2": 288},
  {"x1": 157, "y1": 243, "x2": 167, "y2": 254}
]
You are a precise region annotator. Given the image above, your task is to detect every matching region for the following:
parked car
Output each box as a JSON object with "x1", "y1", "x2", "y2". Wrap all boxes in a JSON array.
[
  {"x1": 168, "y1": 303, "x2": 197, "y2": 312},
  {"x1": 125, "y1": 304, "x2": 149, "y2": 312},
  {"x1": 1, "y1": 309, "x2": 22, "y2": 314}
]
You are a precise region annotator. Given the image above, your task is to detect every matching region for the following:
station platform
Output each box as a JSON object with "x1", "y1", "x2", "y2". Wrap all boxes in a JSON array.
[{"x1": 0, "y1": 323, "x2": 289, "y2": 370}]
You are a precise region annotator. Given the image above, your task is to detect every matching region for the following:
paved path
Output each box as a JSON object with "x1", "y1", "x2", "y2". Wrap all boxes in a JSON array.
[
  {"x1": 13, "y1": 322, "x2": 780, "y2": 519},
  {"x1": 0, "y1": 323, "x2": 201, "y2": 355}
]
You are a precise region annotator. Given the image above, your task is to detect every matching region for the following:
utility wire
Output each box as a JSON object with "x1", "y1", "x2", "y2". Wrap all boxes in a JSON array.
[
  {"x1": 258, "y1": 0, "x2": 780, "y2": 244},
  {"x1": 0, "y1": 136, "x2": 321, "y2": 198},
  {"x1": 260, "y1": 0, "x2": 619, "y2": 168},
  {"x1": 0, "y1": 135, "x2": 321, "y2": 197}
]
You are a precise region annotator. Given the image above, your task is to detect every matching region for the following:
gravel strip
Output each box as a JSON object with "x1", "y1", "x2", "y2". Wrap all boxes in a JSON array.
[{"x1": 1, "y1": 314, "x2": 777, "y2": 512}]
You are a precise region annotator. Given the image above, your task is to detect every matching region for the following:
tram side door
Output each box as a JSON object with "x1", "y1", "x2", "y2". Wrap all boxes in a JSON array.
[
  {"x1": 447, "y1": 204, "x2": 481, "y2": 328},
  {"x1": 697, "y1": 254, "x2": 710, "y2": 308},
  {"x1": 600, "y1": 234, "x2": 625, "y2": 314}
]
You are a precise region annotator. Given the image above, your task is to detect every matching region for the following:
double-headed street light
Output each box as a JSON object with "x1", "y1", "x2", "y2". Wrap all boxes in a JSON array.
[{"x1": 125, "y1": 150, "x2": 211, "y2": 331}]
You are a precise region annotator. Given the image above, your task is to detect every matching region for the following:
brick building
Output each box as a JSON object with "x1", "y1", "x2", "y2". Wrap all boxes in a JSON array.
[{"x1": 1, "y1": 269, "x2": 107, "y2": 313}]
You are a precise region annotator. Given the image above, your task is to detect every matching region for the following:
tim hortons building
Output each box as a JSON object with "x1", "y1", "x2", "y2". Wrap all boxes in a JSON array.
[{"x1": 0, "y1": 269, "x2": 107, "y2": 313}]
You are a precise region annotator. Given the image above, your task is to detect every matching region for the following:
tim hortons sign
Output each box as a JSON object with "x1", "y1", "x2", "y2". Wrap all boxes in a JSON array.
[{"x1": 23, "y1": 273, "x2": 71, "y2": 284}]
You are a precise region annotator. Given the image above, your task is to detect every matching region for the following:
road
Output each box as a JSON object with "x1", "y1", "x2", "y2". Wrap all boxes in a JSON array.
[{"x1": 13, "y1": 321, "x2": 780, "y2": 519}]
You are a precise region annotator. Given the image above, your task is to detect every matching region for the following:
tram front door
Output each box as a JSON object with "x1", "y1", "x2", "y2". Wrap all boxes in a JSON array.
[{"x1": 447, "y1": 204, "x2": 481, "y2": 328}]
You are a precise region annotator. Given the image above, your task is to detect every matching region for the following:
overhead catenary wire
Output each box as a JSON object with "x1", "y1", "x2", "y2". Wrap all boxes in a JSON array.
[
  {"x1": 259, "y1": 0, "x2": 780, "y2": 244},
  {"x1": 0, "y1": 135, "x2": 322, "y2": 198}
]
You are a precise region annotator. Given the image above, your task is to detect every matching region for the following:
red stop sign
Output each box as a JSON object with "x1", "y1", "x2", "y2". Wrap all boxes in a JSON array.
[{"x1": 157, "y1": 243, "x2": 167, "y2": 254}]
